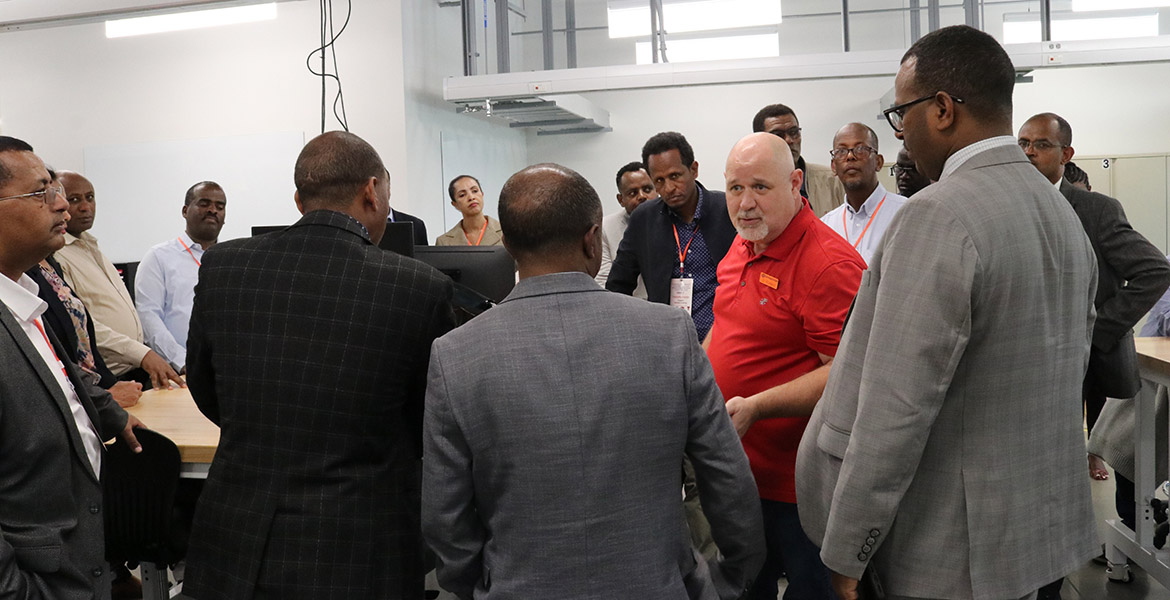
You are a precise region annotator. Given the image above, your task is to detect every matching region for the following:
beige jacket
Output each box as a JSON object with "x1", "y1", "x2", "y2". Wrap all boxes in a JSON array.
[{"x1": 435, "y1": 216, "x2": 504, "y2": 247}]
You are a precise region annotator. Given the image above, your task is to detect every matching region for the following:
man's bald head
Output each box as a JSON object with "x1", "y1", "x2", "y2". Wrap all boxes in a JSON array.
[
  {"x1": 58, "y1": 170, "x2": 97, "y2": 236},
  {"x1": 294, "y1": 131, "x2": 387, "y2": 209},
  {"x1": 724, "y1": 133, "x2": 804, "y2": 254},
  {"x1": 832, "y1": 122, "x2": 879, "y2": 150},
  {"x1": 498, "y1": 163, "x2": 602, "y2": 260},
  {"x1": 726, "y1": 132, "x2": 796, "y2": 179}
]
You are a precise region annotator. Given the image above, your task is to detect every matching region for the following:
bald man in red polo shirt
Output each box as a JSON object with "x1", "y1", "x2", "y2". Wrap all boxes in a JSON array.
[{"x1": 706, "y1": 132, "x2": 864, "y2": 600}]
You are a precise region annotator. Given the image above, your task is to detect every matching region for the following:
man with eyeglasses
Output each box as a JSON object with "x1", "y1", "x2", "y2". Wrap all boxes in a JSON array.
[
  {"x1": 819, "y1": 123, "x2": 908, "y2": 265},
  {"x1": 134, "y1": 181, "x2": 227, "y2": 373},
  {"x1": 55, "y1": 171, "x2": 184, "y2": 390},
  {"x1": 893, "y1": 145, "x2": 932, "y2": 197},
  {"x1": 797, "y1": 26, "x2": 1099, "y2": 600},
  {"x1": 0, "y1": 135, "x2": 143, "y2": 600},
  {"x1": 752, "y1": 104, "x2": 845, "y2": 218}
]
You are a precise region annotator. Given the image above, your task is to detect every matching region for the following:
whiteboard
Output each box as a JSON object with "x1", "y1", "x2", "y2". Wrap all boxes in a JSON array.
[{"x1": 82, "y1": 131, "x2": 305, "y2": 263}]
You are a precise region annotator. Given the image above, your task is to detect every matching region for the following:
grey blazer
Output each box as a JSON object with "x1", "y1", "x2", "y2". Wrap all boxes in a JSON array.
[
  {"x1": 795, "y1": 143, "x2": 1100, "y2": 600},
  {"x1": 0, "y1": 301, "x2": 128, "y2": 600},
  {"x1": 422, "y1": 272, "x2": 764, "y2": 600}
]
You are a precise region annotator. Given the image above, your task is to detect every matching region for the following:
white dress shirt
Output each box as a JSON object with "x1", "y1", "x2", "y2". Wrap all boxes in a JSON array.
[
  {"x1": 820, "y1": 182, "x2": 908, "y2": 266},
  {"x1": 135, "y1": 232, "x2": 204, "y2": 369},
  {"x1": 0, "y1": 273, "x2": 103, "y2": 477},
  {"x1": 940, "y1": 135, "x2": 1018, "y2": 180},
  {"x1": 597, "y1": 210, "x2": 647, "y2": 299}
]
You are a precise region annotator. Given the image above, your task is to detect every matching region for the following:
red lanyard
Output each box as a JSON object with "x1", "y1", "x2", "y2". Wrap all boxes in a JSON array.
[
  {"x1": 673, "y1": 224, "x2": 698, "y2": 267},
  {"x1": 33, "y1": 319, "x2": 69, "y2": 379},
  {"x1": 843, "y1": 194, "x2": 887, "y2": 249},
  {"x1": 464, "y1": 217, "x2": 488, "y2": 246},
  {"x1": 178, "y1": 237, "x2": 202, "y2": 267}
]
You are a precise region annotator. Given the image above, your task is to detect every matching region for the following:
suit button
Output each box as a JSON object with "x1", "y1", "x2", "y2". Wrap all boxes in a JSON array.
[
  {"x1": 92, "y1": 567, "x2": 104, "y2": 578},
  {"x1": 857, "y1": 552, "x2": 868, "y2": 561},
  {"x1": 89, "y1": 504, "x2": 100, "y2": 514},
  {"x1": 862, "y1": 544, "x2": 872, "y2": 553},
  {"x1": 870, "y1": 529, "x2": 880, "y2": 537},
  {"x1": 866, "y1": 536, "x2": 875, "y2": 545}
]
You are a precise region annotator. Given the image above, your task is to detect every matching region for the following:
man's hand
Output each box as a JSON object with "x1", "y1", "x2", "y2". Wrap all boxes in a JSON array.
[
  {"x1": 725, "y1": 395, "x2": 759, "y2": 438},
  {"x1": 140, "y1": 350, "x2": 185, "y2": 390},
  {"x1": 109, "y1": 380, "x2": 143, "y2": 408},
  {"x1": 831, "y1": 571, "x2": 860, "y2": 600},
  {"x1": 120, "y1": 414, "x2": 146, "y2": 454}
]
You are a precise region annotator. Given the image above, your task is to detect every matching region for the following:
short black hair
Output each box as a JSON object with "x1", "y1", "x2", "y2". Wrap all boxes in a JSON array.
[
  {"x1": 1064, "y1": 161, "x2": 1090, "y2": 187},
  {"x1": 835, "y1": 123, "x2": 880, "y2": 151},
  {"x1": 447, "y1": 175, "x2": 481, "y2": 202},
  {"x1": 752, "y1": 104, "x2": 797, "y2": 133},
  {"x1": 1030, "y1": 112, "x2": 1073, "y2": 147},
  {"x1": 498, "y1": 163, "x2": 601, "y2": 256},
  {"x1": 294, "y1": 131, "x2": 387, "y2": 208},
  {"x1": 614, "y1": 161, "x2": 647, "y2": 190},
  {"x1": 641, "y1": 132, "x2": 694, "y2": 171},
  {"x1": 901, "y1": 25, "x2": 1015, "y2": 123},
  {"x1": 0, "y1": 136, "x2": 35, "y2": 189},
  {"x1": 184, "y1": 181, "x2": 224, "y2": 207}
]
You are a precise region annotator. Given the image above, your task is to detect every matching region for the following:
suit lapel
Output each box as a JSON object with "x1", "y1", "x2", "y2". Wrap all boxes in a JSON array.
[{"x1": 0, "y1": 305, "x2": 101, "y2": 482}]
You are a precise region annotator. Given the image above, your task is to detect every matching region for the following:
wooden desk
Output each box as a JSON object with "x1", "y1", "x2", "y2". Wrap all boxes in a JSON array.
[
  {"x1": 1103, "y1": 337, "x2": 1170, "y2": 586},
  {"x1": 123, "y1": 386, "x2": 219, "y2": 478}
]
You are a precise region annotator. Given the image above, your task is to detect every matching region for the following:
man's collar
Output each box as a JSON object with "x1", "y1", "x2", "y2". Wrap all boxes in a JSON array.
[
  {"x1": 664, "y1": 182, "x2": 707, "y2": 222},
  {"x1": 845, "y1": 182, "x2": 888, "y2": 216},
  {"x1": 63, "y1": 231, "x2": 93, "y2": 246},
  {"x1": 940, "y1": 135, "x2": 1017, "y2": 180},
  {"x1": 0, "y1": 272, "x2": 48, "y2": 323},
  {"x1": 502, "y1": 271, "x2": 602, "y2": 304},
  {"x1": 743, "y1": 198, "x2": 815, "y2": 260}
]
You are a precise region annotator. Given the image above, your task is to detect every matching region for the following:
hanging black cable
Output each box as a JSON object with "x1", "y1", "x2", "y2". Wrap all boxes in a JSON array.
[{"x1": 305, "y1": 0, "x2": 353, "y2": 133}]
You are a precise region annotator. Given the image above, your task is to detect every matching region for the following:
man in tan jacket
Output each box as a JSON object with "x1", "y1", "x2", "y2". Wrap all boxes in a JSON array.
[{"x1": 752, "y1": 104, "x2": 845, "y2": 217}]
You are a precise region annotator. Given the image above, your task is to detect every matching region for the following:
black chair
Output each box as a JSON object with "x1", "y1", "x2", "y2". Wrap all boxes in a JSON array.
[
  {"x1": 104, "y1": 428, "x2": 186, "y2": 600},
  {"x1": 112, "y1": 261, "x2": 139, "y2": 303}
]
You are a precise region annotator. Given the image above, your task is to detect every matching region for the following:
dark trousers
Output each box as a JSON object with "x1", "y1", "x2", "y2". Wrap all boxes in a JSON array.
[
  {"x1": 747, "y1": 498, "x2": 836, "y2": 600},
  {"x1": 1117, "y1": 472, "x2": 1137, "y2": 531}
]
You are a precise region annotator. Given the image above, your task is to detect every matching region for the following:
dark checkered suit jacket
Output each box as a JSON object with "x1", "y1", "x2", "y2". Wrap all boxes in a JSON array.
[{"x1": 183, "y1": 210, "x2": 456, "y2": 600}]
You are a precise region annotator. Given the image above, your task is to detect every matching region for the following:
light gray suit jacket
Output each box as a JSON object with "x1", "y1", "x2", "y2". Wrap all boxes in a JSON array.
[
  {"x1": 796, "y1": 143, "x2": 1100, "y2": 600},
  {"x1": 422, "y1": 271, "x2": 764, "y2": 600}
]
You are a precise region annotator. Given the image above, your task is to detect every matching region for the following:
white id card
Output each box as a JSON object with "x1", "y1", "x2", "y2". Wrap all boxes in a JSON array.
[{"x1": 670, "y1": 277, "x2": 694, "y2": 314}]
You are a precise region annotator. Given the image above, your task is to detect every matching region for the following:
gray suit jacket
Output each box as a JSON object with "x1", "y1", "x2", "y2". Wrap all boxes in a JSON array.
[
  {"x1": 795, "y1": 143, "x2": 1100, "y2": 599},
  {"x1": 0, "y1": 301, "x2": 128, "y2": 600},
  {"x1": 422, "y1": 272, "x2": 764, "y2": 600}
]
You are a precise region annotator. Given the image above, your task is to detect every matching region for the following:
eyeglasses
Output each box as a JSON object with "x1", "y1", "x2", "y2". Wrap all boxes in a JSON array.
[
  {"x1": 829, "y1": 145, "x2": 877, "y2": 161},
  {"x1": 892, "y1": 164, "x2": 918, "y2": 175},
  {"x1": 883, "y1": 92, "x2": 965, "y2": 133},
  {"x1": 0, "y1": 185, "x2": 63, "y2": 206},
  {"x1": 768, "y1": 127, "x2": 802, "y2": 141},
  {"x1": 1017, "y1": 139, "x2": 1063, "y2": 152}
]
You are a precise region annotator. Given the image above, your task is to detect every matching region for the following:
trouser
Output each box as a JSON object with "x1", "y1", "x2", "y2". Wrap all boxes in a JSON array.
[{"x1": 746, "y1": 498, "x2": 835, "y2": 600}]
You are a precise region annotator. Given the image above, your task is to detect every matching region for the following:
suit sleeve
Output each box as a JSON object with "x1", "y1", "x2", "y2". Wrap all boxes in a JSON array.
[
  {"x1": 406, "y1": 279, "x2": 456, "y2": 458},
  {"x1": 681, "y1": 315, "x2": 766, "y2": 598},
  {"x1": 421, "y1": 343, "x2": 485, "y2": 600},
  {"x1": 135, "y1": 249, "x2": 186, "y2": 368},
  {"x1": 186, "y1": 263, "x2": 219, "y2": 425},
  {"x1": 0, "y1": 533, "x2": 50, "y2": 599},
  {"x1": 605, "y1": 211, "x2": 643, "y2": 296},
  {"x1": 820, "y1": 200, "x2": 976, "y2": 578},
  {"x1": 1090, "y1": 195, "x2": 1170, "y2": 350}
]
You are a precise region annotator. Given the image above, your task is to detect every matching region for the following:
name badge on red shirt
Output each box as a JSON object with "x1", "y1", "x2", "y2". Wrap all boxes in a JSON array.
[{"x1": 759, "y1": 272, "x2": 779, "y2": 289}]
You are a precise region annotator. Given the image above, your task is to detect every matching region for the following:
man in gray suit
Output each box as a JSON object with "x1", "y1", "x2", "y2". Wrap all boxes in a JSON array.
[
  {"x1": 422, "y1": 163, "x2": 765, "y2": 599},
  {"x1": 0, "y1": 135, "x2": 141, "y2": 599},
  {"x1": 796, "y1": 26, "x2": 1100, "y2": 600}
]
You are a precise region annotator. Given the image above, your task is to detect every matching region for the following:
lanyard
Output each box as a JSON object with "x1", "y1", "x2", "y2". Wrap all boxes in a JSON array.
[
  {"x1": 843, "y1": 194, "x2": 886, "y2": 250},
  {"x1": 177, "y1": 237, "x2": 202, "y2": 267},
  {"x1": 33, "y1": 319, "x2": 69, "y2": 379},
  {"x1": 673, "y1": 223, "x2": 698, "y2": 267},
  {"x1": 464, "y1": 217, "x2": 488, "y2": 246}
]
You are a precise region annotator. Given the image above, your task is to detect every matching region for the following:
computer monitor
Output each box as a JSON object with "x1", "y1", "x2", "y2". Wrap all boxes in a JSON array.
[
  {"x1": 412, "y1": 246, "x2": 516, "y2": 304},
  {"x1": 378, "y1": 222, "x2": 415, "y2": 257},
  {"x1": 251, "y1": 225, "x2": 286, "y2": 236}
]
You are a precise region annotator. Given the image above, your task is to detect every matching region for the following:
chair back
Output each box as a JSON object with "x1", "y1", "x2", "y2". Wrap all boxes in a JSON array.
[{"x1": 103, "y1": 427, "x2": 184, "y2": 566}]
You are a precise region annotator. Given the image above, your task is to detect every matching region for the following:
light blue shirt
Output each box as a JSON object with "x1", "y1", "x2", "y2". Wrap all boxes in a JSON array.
[
  {"x1": 1141, "y1": 254, "x2": 1170, "y2": 337},
  {"x1": 135, "y1": 232, "x2": 204, "y2": 368},
  {"x1": 820, "y1": 182, "x2": 908, "y2": 265}
]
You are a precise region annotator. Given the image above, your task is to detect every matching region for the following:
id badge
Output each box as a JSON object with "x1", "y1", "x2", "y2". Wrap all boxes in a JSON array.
[{"x1": 670, "y1": 277, "x2": 694, "y2": 314}]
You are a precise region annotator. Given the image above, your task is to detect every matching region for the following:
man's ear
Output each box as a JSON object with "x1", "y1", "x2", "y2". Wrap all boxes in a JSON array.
[
  {"x1": 181, "y1": 204, "x2": 189, "y2": 218},
  {"x1": 874, "y1": 153, "x2": 885, "y2": 172},
  {"x1": 583, "y1": 223, "x2": 601, "y2": 260},
  {"x1": 932, "y1": 92, "x2": 959, "y2": 131},
  {"x1": 690, "y1": 161, "x2": 700, "y2": 179},
  {"x1": 294, "y1": 191, "x2": 305, "y2": 215},
  {"x1": 1062, "y1": 145, "x2": 1076, "y2": 166}
]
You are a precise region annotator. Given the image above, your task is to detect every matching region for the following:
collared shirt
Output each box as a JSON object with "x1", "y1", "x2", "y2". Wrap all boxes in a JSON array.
[
  {"x1": 706, "y1": 200, "x2": 865, "y2": 503},
  {"x1": 0, "y1": 273, "x2": 103, "y2": 477},
  {"x1": 940, "y1": 135, "x2": 1018, "y2": 180},
  {"x1": 135, "y1": 232, "x2": 204, "y2": 368},
  {"x1": 597, "y1": 210, "x2": 647, "y2": 299},
  {"x1": 55, "y1": 231, "x2": 150, "y2": 374},
  {"x1": 668, "y1": 186, "x2": 719, "y2": 340},
  {"x1": 819, "y1": 182, "x2": 908, "y2": 265}
]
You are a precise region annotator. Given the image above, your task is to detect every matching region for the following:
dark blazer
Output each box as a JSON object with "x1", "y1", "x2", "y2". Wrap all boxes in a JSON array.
[
  {"x1": 27, "y1": 256, "x2": 118, "y2": 389},
  {"x1": 183, "y1": 210, "x2": 456, "y2": 600},
  {"x1": 605, "y1": 183, "x2": 737, "y2": 304},
  {"x1": 1060, "y1": 179, "x2": 1170, "y2": 353},
  {"x1": 0, "y1": 300, "x2": 128, "y2": 600},
  {"x1": 391, "y1": 209, "x2": 429, "y2": 246}
]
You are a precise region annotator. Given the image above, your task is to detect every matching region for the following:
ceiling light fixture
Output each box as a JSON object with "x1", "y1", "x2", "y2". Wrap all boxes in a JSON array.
[{"x1": 106, "y1": 3, "x2": 278, "y2": 38}]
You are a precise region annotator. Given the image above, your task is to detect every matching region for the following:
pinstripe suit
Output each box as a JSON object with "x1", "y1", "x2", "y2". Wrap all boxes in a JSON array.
[
  {"x1": 183, "y1": 210, "x2": 456, "y2": 600},
  {"x1": 796, "y1": 143, "x2": 1100, "y2": 599}
]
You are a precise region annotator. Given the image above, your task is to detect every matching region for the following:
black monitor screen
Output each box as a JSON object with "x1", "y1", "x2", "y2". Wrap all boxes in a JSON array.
[
  {"x1": 378, "y1": 222, "x2": 415, "y2": 257},
  {"x1": 251, "y1": 225, "x2": 286, "y2": 236},
  {"x1": 413, "y1": 246, "x2": 516, "y2": 303}
]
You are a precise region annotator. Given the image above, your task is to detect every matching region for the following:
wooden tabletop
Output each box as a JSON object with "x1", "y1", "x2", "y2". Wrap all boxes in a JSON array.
[{"x1": 124, "y1": 386, "x2": 219, "y2": 464}]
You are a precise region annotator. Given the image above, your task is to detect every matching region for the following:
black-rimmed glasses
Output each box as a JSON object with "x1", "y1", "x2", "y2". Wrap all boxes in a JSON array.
[
  {"x1": 768, "y1": 127, "x2": 802, "y2": 141},
  {"x1": 883, "y1": 93, "x2": 965, "y2": 133},
  {"x1": 829, "y1": 145, "x2": 877, "y2": 161}
]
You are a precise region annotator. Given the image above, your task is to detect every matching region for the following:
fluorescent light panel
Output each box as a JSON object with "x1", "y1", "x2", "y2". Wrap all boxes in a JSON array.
[
  {"x1": 609, "y1": 0, "x2": 782, "y2": 39},
  {"x1": 1002, "y1": 12, "x2": 1159, "y2": 44},
  {"x1": 106, "y1": 3, "x2": 278, "y2": 38},
  {"x1": 635, "y1": 33, "x2": 780, "y2": 64},
  {"x1": 1072, "y1": 0, "x2": 1170, "y2": 11}
]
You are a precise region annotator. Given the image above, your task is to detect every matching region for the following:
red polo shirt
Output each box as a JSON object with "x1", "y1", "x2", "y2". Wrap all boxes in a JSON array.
[{"x1": 707, "y1": 200, "x2": 864, "y2": 503}]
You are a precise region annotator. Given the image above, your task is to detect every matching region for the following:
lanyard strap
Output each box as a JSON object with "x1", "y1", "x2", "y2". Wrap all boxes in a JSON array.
[
  {"x1": 673, "y1": 223, "x2": 698, "y2": 267},
  {"x1": 33, "y1": 319, "x2": 69, "y2": 379},
  {"x1": 177, "y1": 237, "x2": 202, "y2": 267},
  {"x1": 464, "y1": 217, "x2": 488, "y2": 246},
  {"x1": 843, "y1": 194, "x2": 887, "y2": 249}
]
